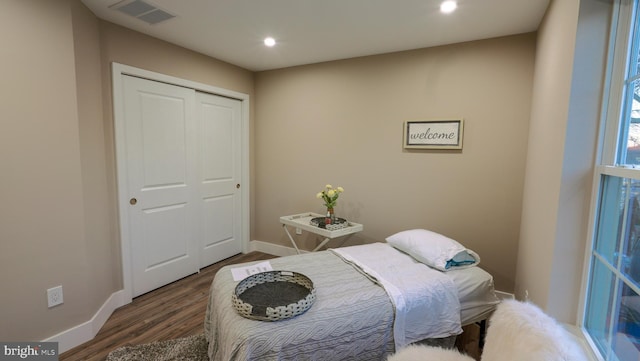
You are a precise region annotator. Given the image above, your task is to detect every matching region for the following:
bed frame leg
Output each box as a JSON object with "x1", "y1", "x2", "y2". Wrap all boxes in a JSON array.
[{"x1": 478, "y1": 319, "x2": 487, "y2": 349}]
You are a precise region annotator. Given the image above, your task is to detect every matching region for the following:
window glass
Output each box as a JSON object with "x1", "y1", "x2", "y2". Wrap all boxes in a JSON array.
[
  {"x1": 621, "y1": 79, "x2": 640, "y2": 165},
  {"x1": 595, "y1": 176, "x2": 626, "y2": 265},
  {"x1": 589, "y1": 175, "x2": 640, "y2": 360},
  {"x1": 619, "y1": 9, "x2": 640, "y2": 166},
  {"x1": 621, "y1": 184, "x2": 640, "y2": 288},
  {"x1": 615, "y1": 282, "x2": 640, "y2": 360},
  {"x1": 586, "y1": 259, "x2": 616, "y2": 355}
]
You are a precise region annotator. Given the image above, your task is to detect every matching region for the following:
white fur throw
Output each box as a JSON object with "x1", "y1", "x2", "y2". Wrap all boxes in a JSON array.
[
  {"x1": 481, "y1": 300, "x2": 588, "y2": 361},
  {"x1": 387, "y1": 345, "x2": 475, "y2": 361}
]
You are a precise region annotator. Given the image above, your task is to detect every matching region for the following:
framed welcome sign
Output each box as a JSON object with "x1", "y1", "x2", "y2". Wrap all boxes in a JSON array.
[{"x1": 403, "y1": 119, "x2": 464, "y2": 150}]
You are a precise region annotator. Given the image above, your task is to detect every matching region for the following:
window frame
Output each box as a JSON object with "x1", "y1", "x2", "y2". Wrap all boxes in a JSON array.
[
  {"x1": 601, "y1": 1, "x2": 635, "y2": 166},
  {"x1": 580, "y1": 1, "x2": 640, "y2": 360}
]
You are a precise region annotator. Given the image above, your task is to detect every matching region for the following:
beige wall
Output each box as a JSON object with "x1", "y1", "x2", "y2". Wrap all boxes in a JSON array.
[
  {"x1": 98, "y1": 21, "x2": 254, "y2": 96},
  {"x1": 254, "y1": 34, "x2": 536, "y2": 291},
  {"x1": 0, "y1": 0, "x2": 89, "y2": 341},
  {"x1": 516, "y1": 0, "x2": 610, "y2": 323},
  {"x1": 0, "y1": 0, "x2": 254, "y2": 343},
  {"x1": 71, "y1": 0, "x2": 119, "y2": 324}
]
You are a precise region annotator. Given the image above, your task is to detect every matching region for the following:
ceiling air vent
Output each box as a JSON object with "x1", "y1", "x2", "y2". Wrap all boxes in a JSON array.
[{"x1": 110, "y1": 0, "x2": 175, "y2": 25}]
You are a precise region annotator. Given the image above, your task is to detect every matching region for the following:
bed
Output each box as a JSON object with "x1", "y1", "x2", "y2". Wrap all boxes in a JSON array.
[{"x1": 205, "y1": 231, "x2": 500, "y2": 361}]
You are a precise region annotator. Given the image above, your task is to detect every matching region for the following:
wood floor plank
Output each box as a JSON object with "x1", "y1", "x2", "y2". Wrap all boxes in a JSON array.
[{"x1": 59, "y1": 252, "x2": 275, "y2": 361}]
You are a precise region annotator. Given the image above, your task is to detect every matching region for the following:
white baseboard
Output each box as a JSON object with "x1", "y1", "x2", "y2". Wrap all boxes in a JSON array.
[
  {"x1": 495, "y1": 290, "x2": 515, "y2": 300},
  {"x1": 43, "y1": 290, "x2": 127, "y2": 354},
  {"x1": 249, "y1": 240, "x2": 305, "y2": 257}
]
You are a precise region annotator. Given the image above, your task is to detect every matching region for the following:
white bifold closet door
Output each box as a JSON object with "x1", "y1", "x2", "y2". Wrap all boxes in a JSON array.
[{"x1": 121, "y1": 75, "x2": 242, "y2": 297}]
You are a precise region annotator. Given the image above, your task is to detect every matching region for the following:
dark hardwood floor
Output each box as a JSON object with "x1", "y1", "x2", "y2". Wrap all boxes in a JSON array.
[{"x1": 60, "y1": 251, "x2": 276, "y2": 361}]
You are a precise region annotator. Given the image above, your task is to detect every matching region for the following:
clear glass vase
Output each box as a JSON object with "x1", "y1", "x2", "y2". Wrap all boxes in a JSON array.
[{"x1": 327, "y1": 207, "x2": 336, "y2": 223}]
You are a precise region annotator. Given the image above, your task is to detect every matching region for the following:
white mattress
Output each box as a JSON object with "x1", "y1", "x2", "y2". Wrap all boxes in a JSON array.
[{"x1": 445, "y1": 266, "x2": 501, "y2": 325}]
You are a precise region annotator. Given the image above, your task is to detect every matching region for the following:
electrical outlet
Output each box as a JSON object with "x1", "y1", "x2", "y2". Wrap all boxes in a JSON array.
[
  {"x1": 47, "y1": 286, "x2": 64, "y2": 308},
  {"x1": 524, "y1": 289, "x2": 529, "y2": 301},
  {"x1": 296, "y1": 227, "x2": 302, "y2": 235}
]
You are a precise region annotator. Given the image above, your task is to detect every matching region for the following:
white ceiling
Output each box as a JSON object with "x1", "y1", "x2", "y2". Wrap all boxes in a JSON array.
[{"x1": 81, "y1": 0, "x2": 550, "y2": 72}]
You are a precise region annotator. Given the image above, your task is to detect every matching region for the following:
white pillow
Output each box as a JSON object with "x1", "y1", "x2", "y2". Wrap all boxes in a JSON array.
[{"x1": 385, "y1": 229, "x2": 480, "y2": 271}]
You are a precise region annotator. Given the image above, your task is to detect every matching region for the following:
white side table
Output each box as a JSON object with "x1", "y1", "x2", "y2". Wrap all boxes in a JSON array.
[{"x1": 280, "y1": 212, "x2": 364, "y2": 254}]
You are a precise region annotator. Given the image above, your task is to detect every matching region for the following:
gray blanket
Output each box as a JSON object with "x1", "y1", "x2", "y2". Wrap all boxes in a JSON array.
[{"x1": 205, "y1": 251, "x2": 396, "y2": 360}]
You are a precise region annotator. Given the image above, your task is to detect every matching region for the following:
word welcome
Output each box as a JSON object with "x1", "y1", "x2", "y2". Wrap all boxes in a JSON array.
[{"x1": 409, "y1": 128, "x2": 456, "y2": 141}]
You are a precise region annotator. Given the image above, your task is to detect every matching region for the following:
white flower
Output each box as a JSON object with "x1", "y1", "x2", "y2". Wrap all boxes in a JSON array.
[{"x1": 316, "y1": 184, "x2": 345, "y2": 209}]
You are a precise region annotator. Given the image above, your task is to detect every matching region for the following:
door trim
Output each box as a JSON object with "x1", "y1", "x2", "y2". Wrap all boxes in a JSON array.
[{"x1": 112, "y1": 62, "x2": 250, "y2": 303}]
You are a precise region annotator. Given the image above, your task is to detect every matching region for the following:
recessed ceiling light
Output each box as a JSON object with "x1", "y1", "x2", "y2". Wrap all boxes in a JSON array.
[
  {"x1": 264, "y1": 37, "x2": 276, "y2": 47},
  {"x1": 440, "y1": 0, "x2": 457, "y2": 14}
]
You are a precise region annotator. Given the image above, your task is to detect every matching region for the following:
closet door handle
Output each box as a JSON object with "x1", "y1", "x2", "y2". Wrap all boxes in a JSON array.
[
  {"x1": 236, "y1": 184, "x2": 241, "y2": 189},
  {"x1": 130, "y1": 198, "x2": 137, "y2": 205}
]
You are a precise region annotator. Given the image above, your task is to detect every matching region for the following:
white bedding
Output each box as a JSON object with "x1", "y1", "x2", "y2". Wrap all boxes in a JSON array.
[
  {"x1": 446, "y1": 266, "x2": 501, "y2": 325},
  {"x1": 330, "y1": 243, "x2": 462, "y2": 349},
  {"x1": 206, "y1": 251, "x2": 398, "y2": 360},
  {"x1": 205, "y1": 244, "x2": 500, "y2": 360}
]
